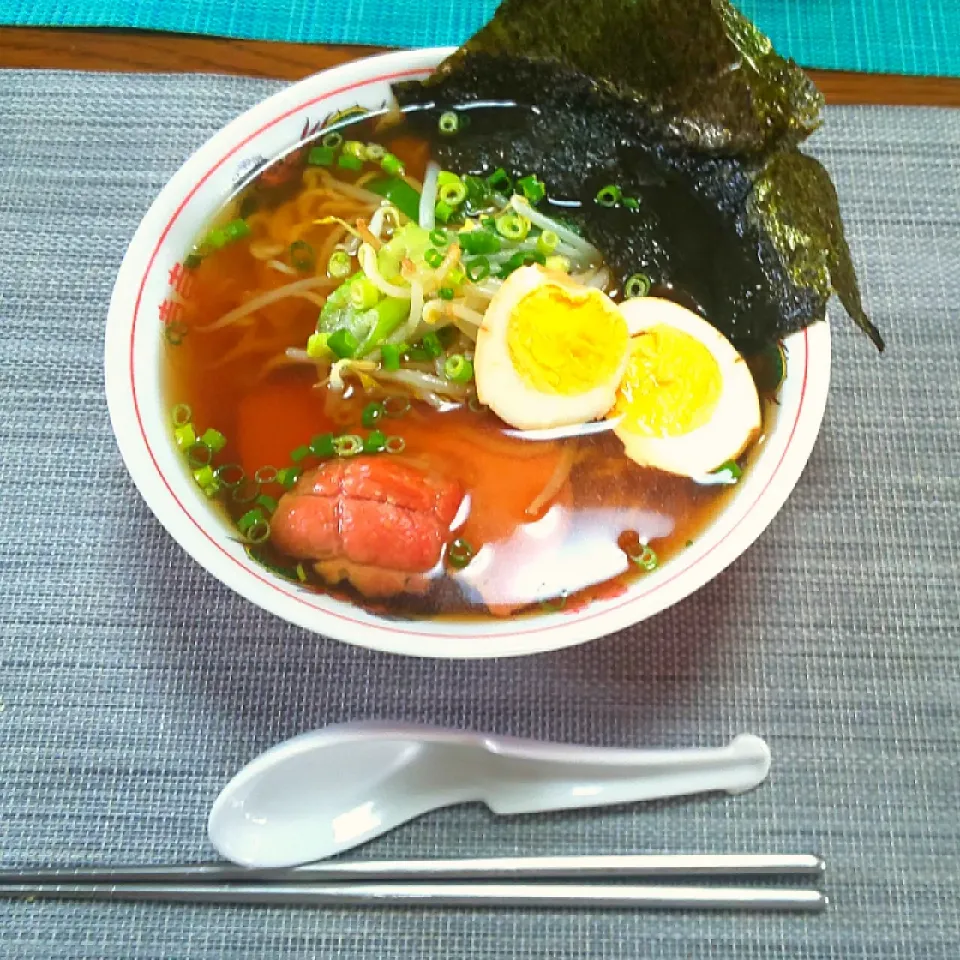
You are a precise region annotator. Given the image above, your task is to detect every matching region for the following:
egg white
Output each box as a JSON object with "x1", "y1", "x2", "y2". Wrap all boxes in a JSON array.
[
  {"x1": 613, "y1": 297, "x2": 762, "y2": 477},
  {"x1": 474, "y1": 266, "x2": 629, "y2": 431}
]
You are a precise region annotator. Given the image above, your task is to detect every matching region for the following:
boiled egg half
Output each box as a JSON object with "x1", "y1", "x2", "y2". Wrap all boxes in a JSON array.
[
  {"x1": 474, "y1": 266, "x2": 630, "y2": 431},
  {"x1": 611, "y1": 297, "x2": 762, "y2": 477}
]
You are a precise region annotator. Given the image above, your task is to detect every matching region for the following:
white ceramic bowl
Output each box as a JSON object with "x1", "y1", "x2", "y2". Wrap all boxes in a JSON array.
[{"x1": 105, "y1": 48, "x2": 831, "y2": 659}]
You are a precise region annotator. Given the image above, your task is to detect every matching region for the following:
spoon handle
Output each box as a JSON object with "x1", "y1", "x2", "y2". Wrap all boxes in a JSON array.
[{"x1": 482, "y1": 734, "x2": 771, "y2": 814}]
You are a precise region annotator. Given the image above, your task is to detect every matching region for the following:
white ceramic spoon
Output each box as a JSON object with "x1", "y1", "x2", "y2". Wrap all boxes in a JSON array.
[{"x1": 208, "y1": 722, "x2": 771, "y2": 868}]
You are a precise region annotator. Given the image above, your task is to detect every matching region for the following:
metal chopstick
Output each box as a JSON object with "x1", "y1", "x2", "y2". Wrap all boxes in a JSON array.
[
  {"x1": 0, "y1": 881, "x2": 827, "y2": 912},
  {"x1": 0, "y1": 853, "x2": 825, "y2": 885}
]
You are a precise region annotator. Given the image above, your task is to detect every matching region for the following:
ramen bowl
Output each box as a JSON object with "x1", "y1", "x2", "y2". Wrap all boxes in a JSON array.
[{"x1": 105, "y1": 48, "x2": 831, "y2": 659}]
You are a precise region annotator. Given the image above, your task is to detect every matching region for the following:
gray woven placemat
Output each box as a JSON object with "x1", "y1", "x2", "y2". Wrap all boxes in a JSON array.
[{"x1": 0, "y1": 70, "x2": 958, "y2": 958}]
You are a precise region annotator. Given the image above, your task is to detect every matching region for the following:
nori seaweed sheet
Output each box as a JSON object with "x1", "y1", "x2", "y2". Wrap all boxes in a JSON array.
[{"x1": 393, "y1": 0, "x2": 882, "y2": 351}]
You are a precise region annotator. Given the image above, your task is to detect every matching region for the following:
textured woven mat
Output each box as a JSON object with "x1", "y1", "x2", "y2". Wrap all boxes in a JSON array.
[
  {"x1": 0, "y1": 70, "x2": 958, "y2": 958},
  {"x1": 1, "y1": 1, "x2": 959, "y2": 77}
]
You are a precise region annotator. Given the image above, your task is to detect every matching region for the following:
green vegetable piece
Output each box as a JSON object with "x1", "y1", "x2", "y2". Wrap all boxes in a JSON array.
[
  {"x1": 174, "y1": 423, "x2": 196, "y2": 449},
  {"x1": 337, "y1": 153, "x2": 364, "y2": 172},
  {"x1": 364, "y1": 429, "x2": 387, "y2": 453},
  {"x1": 309, "y1": 433, "x2": 336, "y2": 457},
  {"x1": 327, "y1": 327, "x2": 359, "y2": 359},
  {"x1": 277, "y1": 466, "x2": 301, "y2": 489},
  {"x1": 458, "y1": 229, "x2": 500, "y2": 256},
  {"x1": 200, "y1": 428, "x2": 227, "y2": 453},
  {"x1": 381, "y1": 343, "x2": 403, "y2": 370},
  {"x1": 434, "y1": 200, "x2": 455, "y2": 224},
  {"x1": 422, "y1": 332, "x2": 442, "y2": 358},
  {"x1": 307, "y1": 145, "x2": 336, "y2": 166},
  {"x1": 350, "y1": 277, "x2": 382, "y2": 310},
  {"x1": 365, "y1": 176, "x2": 422, "y2": 222},
  {"x1": 516, "y1": 174, "x2": 546, "y2": 204},
  {"x1": 290, "y1": 445, "x2": 311, "y2": 463},
  {"x1": 307, "y1": 332, "x2": 331, "y2": 359},
  {"x1": 256, "y1": 494, "x2": 279, "y2": 514},
  {"x1": 380, "y1": 153, "x2": 405, "y2": 177},
  {"x1": 361, "y1": 402, "x2": 385, "y2": 429},
  {"x1": 444, "y1": 354, "x2": 474, "y2": 383}
]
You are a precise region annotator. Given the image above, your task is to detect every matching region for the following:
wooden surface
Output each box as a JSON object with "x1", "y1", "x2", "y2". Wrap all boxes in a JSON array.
[{"x1": 1, "y1": 25, "x2": 960, "y2": 106}]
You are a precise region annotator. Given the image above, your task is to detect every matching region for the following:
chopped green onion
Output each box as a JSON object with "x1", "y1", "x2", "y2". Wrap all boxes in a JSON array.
[
  {"x1": 536, "y1": 230, "x2": 559, "y2": 255},
  {"x1": 172, "y1": 404, "x2": 192, "y2": 427},
  {"x1": 327, "y1": 250, "x2": 352, "y2": 278},
  {"x1": 361, "y1": 402, "x2": 385, "y2": 429},
  {"x1": 383, "y1": 395, "x2": 410, "y2": 417},
  {"x1": 631, "y1": 545, "x2": 659, "y2": 572},
  {"x1": 444, "y1": 354, "x2": 474, "y2": 383},
  {"x1": 405, "y1": 346, "x2": 431, "y2": 362},
  {"x1": 232, "y1": 478, "x2": 261, "y2": 504},
  {"x1": 350, "y1": 276, "x2": 382, "y2": 310},
  {"x1": 365, "y1": 176, "x2": 421, "y2": 222},
  {"x1": 422, "y1": 332, "x2": 442, "y2": 358},
  {"x1": 486, "y1": 168, "x2": 512, "y2": 194},
  {"x1": 497, "y1": 250, "x2": 546, "y2": 278},
  {"x1": 254, "y1": 465, "x2": 278, "y2": 485},
  {"x1": 174, "y1": 423, "x2": 196, "y2": 449},
  {"x1": 495, "y1": 213, "x2": 530, "y2": 241},
  {"x1": 516, "y1": 174, "x2": 546, "y2": 204},
  {"x1": 193, "y1": 464, "x2": 216, "y2": 489},
  {"x1": 712, "y1": 460, "x2": 743, "y2": 483},
  {"x1": 291, "y1": 445, "x2": 311, "y2": 463},
  {"x1": 290, "y1": 240, "x2": 315, "y2": 272},
  {"x1": 365, "y1": 142, "x2": 385, "y2": 161},
  {"x1": 458, "y1": 229, "x2": 500, "y2": 256},
  {"x1": 433, "y1": 200, "x2": 455, "y2": 224},
  {"x1": 448, "y1": 537, "x2": 475, "y2": 569},
  {"x1": 321, "y1": 131, "x2": 343, "y2": 149},
  {"x1": 307, "y1": 332, "x2": 331, "y2": 359},
  {"x1": 164, "y1": 321, "x2": 188, "y2": 346},
  {"x1": 307, "y1": 145, "x2": 336, "y2": 167},
  {"x1": 184, "y1": 253, "x2": 202, "y2": 269},
  {"x1": 438, "y1": 287, "x2": 455, "y2": 301},
  {"x1": 256, "y1": 494, "x2": 278, "y2": 514},
  {"x1": 215, "y1": 463, "x2": 245, "y2": 488},
  {"x1": 237, "y1": 508, "x2": 266, "y2": 536},
  {"x1": 384, "y1": 435, "x2": 406, "y2": 454},
  {"x1": 380, "y1": 153, "x2": 404, "y2": 177},
  {"x1": 342, "y1": 140, "x2": 366, "y2": 160},
  {"x1": 296, "y1": 562, "x2": 309, "y2": 582},
  {"x1": 337, "y1": 153, "x2": 364, "y2": 172},
  {"x1": 309, "y1": 433, "x2": 336, "y2": 458},
  {"x1": 539, "y1": 594, "x2": 569, "y2": 613},
  {"x1": 327, "y1": 328, "x2": 359, "y2": 359},
  {"x1": 186, "y1": 441, "x2": 212, "y2": 469},
  {"x1": 200, "y1": 428, "x2": 227, "y2": 453},
  {"x1": 438, "y1": 111, "x2": 460, "y2": 136},
  {"x1": 439, "y1": 179, "x2": 467, "y2": 206},
  {"x1": 465, "y1": 257, "x2": 491, "y2": 282},
  {"x1": 277, "y1": 466, "x2": 301, "y2": 489},
  {"x1": 622, "y1": 196, "x2": 640, "y2": 211},
  {"x1": 333, "y1": 434, "x2": 364, "y2": 458},
  {"x1": 624, "y1": 273, "x2": 651, "y2": 299},
  {"x1": 447, "y1": 267, "x2": 466, "y2": 287},
  {"x1": 595, "y1": 184, "x2": 622, "y2": 207},
  {"x1": 364, "y1": 429, "x2": 387, "y2": 453},
  {"x1": 545, "y1": 255, "x2": 570, "y2": 273},
  {"x1": 424, "y1": 247, "x2": 443, "y2": 268},
  {"x1": 437, "y1": 171, "x2": 460, "y2": 187},
  {"x1": 204, "y1": 218, "x2": 250, "y2": 250},
  {"x1": 239, "y1": 510, "x2": 271, "y2": 544},
  {"x1": 429, "y1": 228, "x2": 449, "y2": 247},
  {"x1": 380, "y1": 343, "x2": 402, "y2": 371}
]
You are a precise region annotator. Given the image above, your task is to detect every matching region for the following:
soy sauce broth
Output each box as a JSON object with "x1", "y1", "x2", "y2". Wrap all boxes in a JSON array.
[{"x1": 162, "y1": 110, "x2": 775, "y2": 620}]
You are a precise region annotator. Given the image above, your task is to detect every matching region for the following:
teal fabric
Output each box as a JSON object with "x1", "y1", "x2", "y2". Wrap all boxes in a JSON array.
[{"x1": 0, "y1": 0, "x2": 958, "y2": 78}]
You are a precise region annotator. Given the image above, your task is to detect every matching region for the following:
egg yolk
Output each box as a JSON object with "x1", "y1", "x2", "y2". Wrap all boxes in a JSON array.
[
  {"x1": 614, "y1": 324, "x2": 722, "y2": 437},
  {"x1": 506, "y1": 286, "x2": 628, "y2": 395}
]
